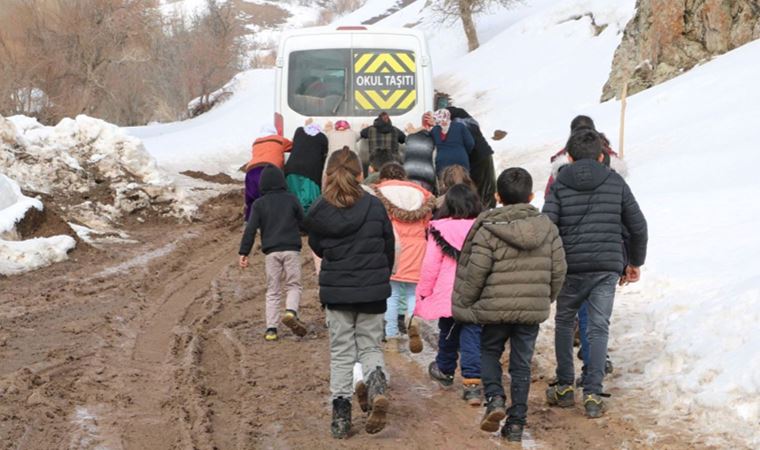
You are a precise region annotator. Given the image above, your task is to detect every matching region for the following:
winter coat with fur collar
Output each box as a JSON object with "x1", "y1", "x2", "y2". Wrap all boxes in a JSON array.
[{"x1": 373, "y1": 180, "x2": 435, "y2": 283}]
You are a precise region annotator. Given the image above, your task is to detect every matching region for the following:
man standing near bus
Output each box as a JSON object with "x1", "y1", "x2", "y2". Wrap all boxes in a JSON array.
[{"x1": 361, "y1": 112, "x2": 406, "y2": 169}]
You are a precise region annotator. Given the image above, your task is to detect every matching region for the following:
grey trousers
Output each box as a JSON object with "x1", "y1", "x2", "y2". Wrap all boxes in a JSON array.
[
  {"x1": 326, "y1": 308, "x2": 386, "y2": 400},
  {"x1": 555, "y1": 272, "x2": 618, "y2": 395},
  {"x1": 264, "y1": 251, "x2": 302, "y2": 329}
]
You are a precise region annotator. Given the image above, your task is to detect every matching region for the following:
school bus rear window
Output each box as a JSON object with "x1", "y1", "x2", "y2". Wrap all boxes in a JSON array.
[{"x1": 288, "y1": 49, "x2": 417, "y2": 117}]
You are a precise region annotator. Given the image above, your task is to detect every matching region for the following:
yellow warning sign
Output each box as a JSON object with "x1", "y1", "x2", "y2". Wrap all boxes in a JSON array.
[{"x1": 353, "y1": 50, "x2": 417, "y2": 113}]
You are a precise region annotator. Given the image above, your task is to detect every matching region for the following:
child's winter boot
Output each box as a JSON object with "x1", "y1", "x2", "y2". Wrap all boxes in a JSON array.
[
  {"x1": 281, "y1": 309, "x2": 307, "y2": 337},
  {"x1": 428, "y1": 361, "x2": 454, "y2": 387},
  {"x1": 331, "y1": 397, "x2": 352, "y2": 439},
  {"x1": 501, "y1": 423, "x2": 524, "y2": 442},
  {"x1": 365, "y1": 367, "x2": 389, "y2": 434},
  {"x1": 264, "y1": 328, "x2": 278, "y2": 341},
  {"x1": 462, "y1": 379, "x2": 482, "y2": 406},
  {"x1": 407, "y1": 317, "x2": 423, "y2": 354},
  {"x1": 354, "y1": 380, "x2": 369, "y2": 412},
  {"x1": 397, "y1": 315, "x2": 407, "y2": 334},
  {"x1": 583, "y1": 393, "x2": 606, "y2": 418},
  {"x1": 545, "y1": 382, "x2": 575, "y2": 407},
  {"x1": 480, "y1": 395, "x2": 506, "y2": 432}
]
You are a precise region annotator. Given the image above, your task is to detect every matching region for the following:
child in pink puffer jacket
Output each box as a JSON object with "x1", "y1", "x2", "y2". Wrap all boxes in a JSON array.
[{"x1": 412, "y1": 184, "x2": 484, "y2": 405}]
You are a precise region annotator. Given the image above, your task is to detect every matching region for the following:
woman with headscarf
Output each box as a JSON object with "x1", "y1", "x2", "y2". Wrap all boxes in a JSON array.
[
  {"x1": 324, "y1": 120, "x2": 361, "y2": 179},
  {"x1": 447, "y1": 106, "x2": 497, "y2": 209},
  {"x1": 431, "y1": 109, "x2": 475, "y2": 176},
  {"x1": 285, "y1": 120, "x2": 329, "y2": 212},
  {"x1": 244, "y1": 124, "x2": 293, "y2": 221}
]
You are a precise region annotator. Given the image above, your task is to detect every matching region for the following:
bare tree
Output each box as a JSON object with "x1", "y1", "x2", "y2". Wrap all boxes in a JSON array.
[{"x1": 433, "y1": 0, "x2": 518, "y2": 52}]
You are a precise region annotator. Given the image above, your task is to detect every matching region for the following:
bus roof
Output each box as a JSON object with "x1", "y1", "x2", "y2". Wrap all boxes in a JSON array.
[{"x1": 278, "y1": 25, "x2": 427, "y2": 41}]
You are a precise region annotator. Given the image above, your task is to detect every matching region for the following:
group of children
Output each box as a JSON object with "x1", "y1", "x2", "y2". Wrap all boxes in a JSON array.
[{"x1": 238, "y1": 113, "x2": 648, "y2": 442}]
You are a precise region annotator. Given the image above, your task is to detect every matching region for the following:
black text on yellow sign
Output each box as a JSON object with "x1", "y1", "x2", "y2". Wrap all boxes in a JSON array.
[{"x1": 353, "y1": 50, "x2": 417, "y2": 112}]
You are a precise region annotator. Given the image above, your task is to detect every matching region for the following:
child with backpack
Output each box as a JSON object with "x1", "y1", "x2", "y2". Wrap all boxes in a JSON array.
[
  {"x1": 303, "y1": 148, "x2": 395, "y2": 439},
  {"x1": 414, "y1": 184, "x2": 483, "y2": 404},
  {"x1": 452, "y1": 168, "x2": 567, "y2": 442},
  {"x1": 238, "y1": 165, "x2": 308, "y2": 341}
]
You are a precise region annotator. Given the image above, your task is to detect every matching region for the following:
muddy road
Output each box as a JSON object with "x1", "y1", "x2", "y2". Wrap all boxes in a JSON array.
[{"x1": 0, "y1": 192, "x2": 719, "y2": 449}]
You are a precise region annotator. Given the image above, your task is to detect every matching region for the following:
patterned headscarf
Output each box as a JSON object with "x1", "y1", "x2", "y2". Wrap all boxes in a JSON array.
[
  {"x1": 434, "y1": 108, "x2": 451, "y2": 134},
  {"x1": 304, "y1": 123, "x2": 322, "y2": 136}
]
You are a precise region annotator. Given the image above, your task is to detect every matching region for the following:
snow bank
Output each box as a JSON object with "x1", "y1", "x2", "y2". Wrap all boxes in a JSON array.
[
  {"x1": 128, "y1": 69, "x2": 275, "y2": 174},
  {"x1": 1, "y1": 114, "x2": 191, "y2": 232},
  {"x1": 0, "y1": 171, "x2": 75, "y2": 275},
  {"x1": 0, "y1": 235, "x2": 76, "y2": 276},
  {"x1": 0, "y1": 173, "x2": 42, "y2": 238}
]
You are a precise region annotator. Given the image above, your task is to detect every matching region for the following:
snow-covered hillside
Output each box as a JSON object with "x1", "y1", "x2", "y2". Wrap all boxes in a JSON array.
[{"x1": 124, "y1": 0, "x2": 759, "y2": 445}]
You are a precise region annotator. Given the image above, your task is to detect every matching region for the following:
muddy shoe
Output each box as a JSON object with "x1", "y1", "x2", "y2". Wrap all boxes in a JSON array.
[
  {"x1": 355, "y1": 380, "x2": 369, "y2": 413},
  {"x1": 331, "y1": 397, "x2": 352, "y2": 439},
  {"x1": 407, "y1": 319, "x2": 423, "y2": 354},
  {"x1": 605, "y1": 356, "x2": 614, "y2": 375},
  {"x1": 480, "y1": 396, "x2": 506, "y2": 432},
  {"x1": 545, "y1": 382, "x2": 575, "y2": 407},
  {"x1": 397, "y1": 315, "x2": 407, "y2": 334},
  {"x1": 264, "y1": 328, "x2": 278, "y2": 341},
  {"x1": 281, "y1": 310, "x2": 307, "y2": 337},
  {"x1": 428, "y1": 361, "x2": 454, "y2": 387},
  {"x1": 583, "y1": 393, "x2": 606, "y2": 419},
  {"x1": 462, "y1": 380, "x2": 482, "y2": 406},
  {"x1": 501, "y1": 423, "x2": 524, "y2": 442},
  {"x1": 365, "y1": 367, "x2": 389, "y2": 434}
]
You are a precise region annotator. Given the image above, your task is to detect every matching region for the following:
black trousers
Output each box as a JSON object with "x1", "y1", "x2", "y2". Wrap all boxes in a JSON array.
[
  {"x1": 481, "y1": 323, "x2": 539, "y2": 425},
  {"x1": 470, "y1": 155, "x2": 496, "y2": 209}
]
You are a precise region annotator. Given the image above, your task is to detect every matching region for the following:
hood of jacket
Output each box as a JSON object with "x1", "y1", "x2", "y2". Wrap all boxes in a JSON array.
[
  {"x1": 304, "y1": 192, "x2": 372, "y2": 237},
  {"x1": 430, "y1": 218, "x2": 475, "y2": 251},
  {"x1": 373, "y1": 117, "x2": 394, "y2": 134},
  {"x1": 555, "y1": 158, "x2": 612, "y2": 192},
  {"x1": 478, "y1": 204, "x2": 552, "y2": 251},
  {"x1": 259, "y1": 165, "x2": 287, "y2": 194},
  {"x1": 374, "y1": 180, "x2": 435, "y2": 223}
]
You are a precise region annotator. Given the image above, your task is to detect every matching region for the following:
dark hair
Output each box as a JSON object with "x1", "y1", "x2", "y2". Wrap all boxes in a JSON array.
[
  {"x1": 570, "y1": 115, "x2": 595, "y2": 132},
  {"x1": 379, "y1": 112, "x2": 390, "y2": 123},
  {"x1": 323, "y1": 148, "x2": 363, "y2": 208},
  {"x1": 497, "y1": 168, "x2": 533, "y2": 205},
  {"x1": 369, "y1": 148, "x2": 396, "y2": 171},
  {"x1": 438, "y1": 184, "x2": 482, "y2": 219},
  {"x1": 378, "y1": 162, "x2": 407, "y2": 181},
  {"x1": 437, "y1": 164, "x2": 476, "y2": 196},
  {"x1": 567, "y1": 128, "x2": 604, "y2": 161}
]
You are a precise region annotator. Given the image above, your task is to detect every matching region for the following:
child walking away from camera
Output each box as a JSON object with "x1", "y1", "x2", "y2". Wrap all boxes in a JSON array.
[
  {"x1": 542, "y1": 128, "x2": 647, "y2": 419},
  {"x1": 373, "y1": 162, "x2": 435, "y2": 351},
  {"x1": 414, "y1": 184, "x2": 482, "y2": 403},
  {"x1": 452, "y1": 168, "x2": 567, "y2": 442},
  {"x1": 304, "y1": 148, "x2": 395, "y2": 439},
  {"x1": 238, "y1": 166, "x2": 307, "y2": 341},
  {"x1": 244, "y1": 125, "x2": 292, "y2": 221}
]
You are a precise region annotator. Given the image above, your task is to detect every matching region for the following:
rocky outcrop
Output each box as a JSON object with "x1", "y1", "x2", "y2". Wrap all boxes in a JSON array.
[{"x1": 602, "y1": 0, "x2": 760, "y2": 101}]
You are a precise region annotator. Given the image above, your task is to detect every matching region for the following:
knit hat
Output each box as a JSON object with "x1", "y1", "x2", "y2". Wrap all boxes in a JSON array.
[
  {"x1": 335, "y1": 120, "x2": 350, "y2": 131},
  {"x1": 304, "y1": 123, "x2": 322, "y2": 136}
]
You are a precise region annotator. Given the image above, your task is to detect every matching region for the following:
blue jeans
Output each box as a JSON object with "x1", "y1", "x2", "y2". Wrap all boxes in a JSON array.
[
  {"x1": 578, "y1": 303, "x2": 590, "y2": 363},
  {"x1": 435, "y1": 317, "x2": 481, "y2": 379},
  {"x1": 555, "y1": 272, "x2": 618, "y2": 394},
  {"x1": 385, "y1": 281, "x2": 416, "y2": 337}
]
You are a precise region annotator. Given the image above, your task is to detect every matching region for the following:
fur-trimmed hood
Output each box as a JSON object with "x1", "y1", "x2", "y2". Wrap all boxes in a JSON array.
[{"x1": 374, "y1": 180, "x2": 435, "y2": 223}]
